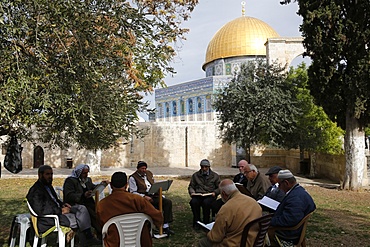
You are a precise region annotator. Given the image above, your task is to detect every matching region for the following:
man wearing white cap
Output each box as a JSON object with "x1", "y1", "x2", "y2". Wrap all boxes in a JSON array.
[{"x1": 269, "y1": 169, "x2": 316, "y2": 246}]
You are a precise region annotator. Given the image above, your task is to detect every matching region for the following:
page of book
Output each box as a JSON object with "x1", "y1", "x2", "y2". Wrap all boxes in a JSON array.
[
  {"x1": 197, "y1": 221, "x2": 215, "y2": 231},
  {"x1": 192, "y1": 192, "x2": 213, "y2": 197},
  {"x1": 257, "y1": 196, "x2": 280, "y2": 211},
  {"x1": 92, "y1": 182, "x2": 107, "y2": 194}
]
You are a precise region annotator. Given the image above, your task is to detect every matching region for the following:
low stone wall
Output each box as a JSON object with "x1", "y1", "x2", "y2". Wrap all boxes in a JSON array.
[{"x1": 314, "y1": 153, "x2": 345, "y2": 183}]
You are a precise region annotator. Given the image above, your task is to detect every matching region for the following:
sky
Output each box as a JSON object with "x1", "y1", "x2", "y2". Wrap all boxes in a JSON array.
[{"x1": 142, "y1": 0, "x2": 306, "y2": 111}]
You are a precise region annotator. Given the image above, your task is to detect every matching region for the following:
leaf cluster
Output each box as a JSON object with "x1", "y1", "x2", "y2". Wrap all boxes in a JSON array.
[
  {"x1": 213, "y1": 60, "x2": 300, "y2": 151},
  {"x1": 0, "y1": 0, "x2": 198, "y2": 149},
  {"x1": 283, "y1": 63, "x2": 344, "y2": 154},
  {"x1": 295, "y1": 0, "x2": 370, "y2": 129}
]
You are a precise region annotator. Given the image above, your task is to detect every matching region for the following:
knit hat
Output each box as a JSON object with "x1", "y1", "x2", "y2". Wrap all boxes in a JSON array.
[
  {"x1": 111, "y1": 172, "x2": 127, "y2": 188},
  {"x1": 277, "y1": 170, "x2": 294, "y2": 179},
  {"x1": 137, "y1": 161, "x2": 148, "y2": 169},
  {"x1": 265, "y1": 166, "x2": 282, "y2": 175},
  {"x1": 200, "y1": 159, "x2": 210, "y2": 167}
]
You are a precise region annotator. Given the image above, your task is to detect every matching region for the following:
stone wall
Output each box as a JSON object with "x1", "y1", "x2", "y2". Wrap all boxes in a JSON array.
[{"x1": 2, "y1": 123, "x2": 369, "y2": 186}]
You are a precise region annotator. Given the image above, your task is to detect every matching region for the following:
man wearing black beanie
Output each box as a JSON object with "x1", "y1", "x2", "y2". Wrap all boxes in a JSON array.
[{"x1": 129, "y1": 161, "x2": 174, "y2": 236}]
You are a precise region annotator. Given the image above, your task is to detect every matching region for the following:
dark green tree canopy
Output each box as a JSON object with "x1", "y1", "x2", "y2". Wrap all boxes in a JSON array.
[
  {"x1": 282, "y1": 0, "x2": 370, "y2": 129},
  {"x1": 213, "y1": 60, "x2": 300, "y2": 153},
  {"x1": 0, "y1": 0, "x2": 198, "y2": 149}
]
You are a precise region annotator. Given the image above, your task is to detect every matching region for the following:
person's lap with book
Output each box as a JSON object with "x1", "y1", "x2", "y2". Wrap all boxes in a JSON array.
[
  {"x1": 129, "y1": 161, "x2": 174, "y2": 235},
  {"x1": 188, "y1": 159, "x2": 220, "y2": 229},
  {"x1": 63, "y1": 164, "x2": 108, "y2": 239}
]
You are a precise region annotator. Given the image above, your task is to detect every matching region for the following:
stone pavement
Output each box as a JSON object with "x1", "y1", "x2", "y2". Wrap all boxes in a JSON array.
[{"x1": 1, "y1": 166, "x2": 341, "y2": 189}]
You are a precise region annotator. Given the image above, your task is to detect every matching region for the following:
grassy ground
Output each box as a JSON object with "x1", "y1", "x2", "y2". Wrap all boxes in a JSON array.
[{"x1": 1, "y1": 176, "x2": 370, "y2": 247}]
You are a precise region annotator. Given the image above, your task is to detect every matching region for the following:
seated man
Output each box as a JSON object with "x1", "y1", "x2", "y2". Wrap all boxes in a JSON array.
[
  {"x1": 198, "y1": 179, "x2": 262, "y2": 247},
  {"x1": 262, "y1": 166, "x2": 286, "y2": 212},
  {"x1": 269, "y1": 170, "x2": 316, "y2": 246},
  {"x1": 97, "y1": 172, "x2": 163, "y2": 247},
  {"x1": 188, "y1": 159, "x2": 220, "y2": 229},
  {"x1": 26, "y1": 165, "x2": 100, "y2": 246},
  {"x1": 129, "y1": 161, "x2": 174, "y2": 235},
  {"x1": 63, "y1": 164, "x2": 107, "y2": 239},
  {"x1": 212, "y1": 159, "x2": 249, "y2": 217},
  {"x1": 244, "y1": 164, "x2": 271, "y2": 200},
  {"x1": 233, "y1": 159, "x2": 249, "y2": 186}
]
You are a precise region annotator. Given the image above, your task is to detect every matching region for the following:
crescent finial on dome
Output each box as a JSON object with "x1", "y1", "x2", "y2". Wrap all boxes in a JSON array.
[{"x1": 241, "y1": 1, "x2": 246, "y2": 17}]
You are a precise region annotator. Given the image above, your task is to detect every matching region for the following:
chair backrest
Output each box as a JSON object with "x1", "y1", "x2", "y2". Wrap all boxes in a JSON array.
[
  {"x1": 292, "y1": 211, "x2": 314, "y2": 247},
  {"x1": 102, "y1": 213, "x2": 153, "y2": 247},
  {"x1": 269, "y1": 211, "x2": 314, "y2": 247},
  {"x1": 26, "y1": 200, "x2": 53, "y2": 238},
  {"x1": 240, "y1": 213, "x2": 274, "y2": 247}
]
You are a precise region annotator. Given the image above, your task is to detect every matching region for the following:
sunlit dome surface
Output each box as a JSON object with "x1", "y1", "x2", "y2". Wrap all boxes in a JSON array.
[{"x1": 203, "y1": 16, "x2": 280, "y2": 69}]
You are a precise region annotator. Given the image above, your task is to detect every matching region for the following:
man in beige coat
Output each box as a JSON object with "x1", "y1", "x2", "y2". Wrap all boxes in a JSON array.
[{"x1": 198, "y1": 179, "x2": 262, "y2": 247}]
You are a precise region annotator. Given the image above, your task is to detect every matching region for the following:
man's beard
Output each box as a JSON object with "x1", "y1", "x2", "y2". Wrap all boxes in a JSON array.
[{"x1": 41, "y1": 177, "x2": 52, "y2": 185}]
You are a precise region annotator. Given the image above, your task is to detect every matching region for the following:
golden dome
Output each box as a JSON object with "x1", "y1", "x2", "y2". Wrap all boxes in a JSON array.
[{"x1": 203, "y1": 16, "x2": 280, "y2": 69}]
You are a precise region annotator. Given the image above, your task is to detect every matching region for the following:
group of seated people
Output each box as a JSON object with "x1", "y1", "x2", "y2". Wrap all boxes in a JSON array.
[
  {"x1": 189, "y1": 159, "x2": 316, "y2": 247},
  {"x1": 26, "y1": 161, "x2": 173, "y2": 247},
  {"x1": 26, "y1": 158, "x2": 316, "y2": 247}
]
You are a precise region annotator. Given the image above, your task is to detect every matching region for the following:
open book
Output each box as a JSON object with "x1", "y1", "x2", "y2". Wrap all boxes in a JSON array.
[
  {"x1": 92, "y1": 181, "x2": 108, "y2": 194},
  {"x1": 235, "y1": 183, "x2": 253, "y2": 197},
  {"x1": 257, "y1": 196, "x2": 280, "y2": 211},
  {"x1": 148, "y1": 180, "x2": 173, "y2": 194},
  {"x1": 192, "y1": 192, "x2": 213, "y2": 197},
  {"x1": 197, "y1": 221, "x2": 215, "y2": 231}
]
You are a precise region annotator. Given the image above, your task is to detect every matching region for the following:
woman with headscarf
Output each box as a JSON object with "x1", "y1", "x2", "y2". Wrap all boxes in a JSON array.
[{"x1": 63, "y1": 164, "x2": 107, "y2": 239}]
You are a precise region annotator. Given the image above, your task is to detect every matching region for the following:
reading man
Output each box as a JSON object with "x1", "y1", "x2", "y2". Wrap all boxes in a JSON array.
[
  {"x1": 188, "y1": 159, "x2": 220, "y2": 229},
  {"x1": 63, "y1": 164, "x2": 107, "y2": 238},
  {"x1": 129, "y1": 161, "x2": 174, "y2": 235},
  {"x1": 198, "y1": 179, "x2": 262, "y2": 247}
]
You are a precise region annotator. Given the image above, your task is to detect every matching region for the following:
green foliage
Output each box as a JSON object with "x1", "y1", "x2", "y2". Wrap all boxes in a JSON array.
[
  {"x1": 0, "y1": 0, "x2": 198, "y2": 149},
  {"x1": 296, "y1": 0, "x2": 370, "y2": 129},
  {"x1": 283, "y1": 63, "x2": 344, "y2": 155},
  {"x1": 213, "y1": 60, "x2": 300, "y2": 152}
]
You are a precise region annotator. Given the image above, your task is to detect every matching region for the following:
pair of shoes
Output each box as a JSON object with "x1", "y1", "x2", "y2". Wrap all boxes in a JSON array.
[
  {"x1": 163, "y1": 227, "x2": 175, "y2": 236},
  {"x1": 66, "y1": 230, "x2": 75, "y2": 243},
  {"x1": 84, "y1": 237, "x2": 101, "y2": 246}
]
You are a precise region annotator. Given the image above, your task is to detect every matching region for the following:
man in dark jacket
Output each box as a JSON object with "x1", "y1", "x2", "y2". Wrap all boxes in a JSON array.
[
  {"x1": 26, "y1": 165, "x2": 100, "y2": 246},
  {"x1": 188, "y1": 159, "x2": 220, "y2": 228},
  {"x1": 63, "y1": 164, "x2": 107, "y2": 239},
  {"x1": 264, "y1": 166, "x2": 286, "y2": 203},
  {"x1": 269, "y1": 170, "x2": 316, "y2": 246}
]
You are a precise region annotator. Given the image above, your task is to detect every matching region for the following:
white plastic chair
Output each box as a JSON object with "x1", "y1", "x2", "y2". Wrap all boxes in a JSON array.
[
  {"x1": 102, "y1": 213, "x2": 154, "y2": 247},
  {"x1": 9, "y1": 213, "x2": 31, "y2": 247},
  {"x1": 26, "y1": 200, "x2": 75, "y2": 247}
]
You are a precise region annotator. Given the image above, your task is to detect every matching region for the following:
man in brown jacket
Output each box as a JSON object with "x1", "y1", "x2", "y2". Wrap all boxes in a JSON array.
[
  {"x1": 129, "y1": 161, "x2": 174, "y2": 235},
  {"x1": 97, "y1": 172, "x2": 163, "y2": 247},
  {"x1": 244, "y1": 164, "x2": 271, "y2": 200},
  {"x1": 198, "y1": 179, "x2": 262, "y2": 247}
]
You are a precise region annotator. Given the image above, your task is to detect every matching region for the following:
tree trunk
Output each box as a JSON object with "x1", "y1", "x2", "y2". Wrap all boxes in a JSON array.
[
  {"x1": 309, "y1": 151, "x2": 316, "y2": 178},
  {"x1": 85, "y1": 149, "x2": 101, "y2": 174},
  {"x1": 342, "y1": 111, "x2": 365, "y2": 190}
]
